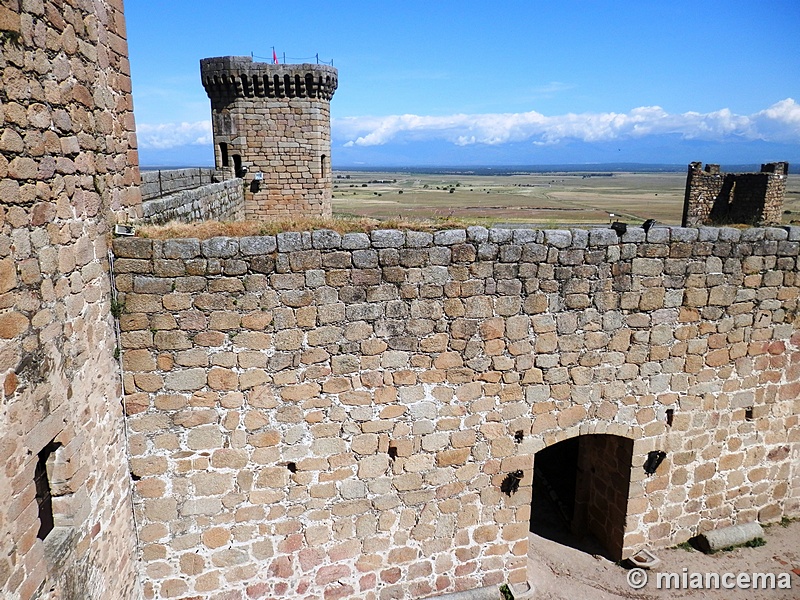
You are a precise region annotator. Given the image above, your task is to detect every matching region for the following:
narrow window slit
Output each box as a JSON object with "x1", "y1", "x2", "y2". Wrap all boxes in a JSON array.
[{"x1": 35, "y1": 441, "x2": 61, "y2": 540}]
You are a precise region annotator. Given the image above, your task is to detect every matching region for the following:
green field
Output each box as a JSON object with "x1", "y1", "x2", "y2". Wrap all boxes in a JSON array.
[{"x1": 333, "y1": 170, "x2": 800, "y2": 228}]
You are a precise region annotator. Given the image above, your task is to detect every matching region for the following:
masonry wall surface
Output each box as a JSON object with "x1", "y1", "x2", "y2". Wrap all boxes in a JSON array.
[
  {"x1": 140, "y1": 178, "x2": 245, "y2": 225},
  {"x1": 200, "y1": 57, "x2": 337, "y2": 220},
  {"x1": 140, "y1": 168, "x2": 219, "y2": 201},
  {"x1": 0, "y1": 1, "x2": 141, "y2": 598},
  {"x1": 113, "y1": 225, "x2": 800, "y2": 600}
]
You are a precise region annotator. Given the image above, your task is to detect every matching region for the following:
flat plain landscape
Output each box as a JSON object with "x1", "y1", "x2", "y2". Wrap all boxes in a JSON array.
[{"x1": 332, "y1": 170, "x2": 800, "y2": 228}]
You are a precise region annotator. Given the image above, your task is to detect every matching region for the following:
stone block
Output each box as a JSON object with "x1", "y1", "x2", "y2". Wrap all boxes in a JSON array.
[
  {"x1": 341, "y1": 232, "x2": 371, "y2": 249},
  {"x1": 239, "y1": 236, "x2": 277, "y2": 255},
  {"x1": 434, "y1": 229, "x2": 466, "y2": 246},
  {"x1": 436, "y1": 448, "x2": 471, "y2": 467},
  {"x1": 164, "y1": 369, "x2": 206, "y2": 391},
  {"x1": 163, "y1": 239, "x2": 200, "y2": 259},
  {"x1": 276, "y1": 232, "x2": 303, "y2": 253},
  {"x1": 371, "y1": 229, "x2": 405, "y2": 248},
  {"x1": 358, "y1": 454, "x2": 390, "y2": 478}
]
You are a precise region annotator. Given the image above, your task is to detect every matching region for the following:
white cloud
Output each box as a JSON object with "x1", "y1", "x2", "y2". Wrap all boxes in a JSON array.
[
  {"x1": 137, "y1": 120, "x2": 212, "y2": 149},
  {"x1": 135, "y1": 99, "x2": 800, "y2": 153},
  {"x1": 531, "y1": 81, "x2": 573, "y2": 96},
  {"x1": 333, "y1": 98, "x2": 800, "y2": 148}
]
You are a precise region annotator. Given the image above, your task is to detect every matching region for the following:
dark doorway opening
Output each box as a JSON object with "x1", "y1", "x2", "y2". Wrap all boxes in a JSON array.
[
  {"x1": 219, "y1": 142, "x2": 229, "y2": 167},
  {"x1": 531, "y1": 434, "x2": 633, "y2": 561},
  {"x1": 233, "y1": 154, "x2": 245, "y2": 178}
]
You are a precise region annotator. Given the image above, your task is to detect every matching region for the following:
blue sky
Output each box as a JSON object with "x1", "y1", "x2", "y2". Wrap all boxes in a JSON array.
[{"x1": 126, "y1": 0, "x2": 800, "y2": 168}]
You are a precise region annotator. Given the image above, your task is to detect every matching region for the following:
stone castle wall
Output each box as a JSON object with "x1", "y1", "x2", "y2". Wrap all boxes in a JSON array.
[
  {"x1": 682, "y1": 162, "x2": 789, "y2": 227},
  {"x1": 112, "y1": 225, "x2": 800, "y2": 600},
  {"x1": 140, "y1": 168, "x2": 219, "y2": 201},
  {"x1": 0, "y1": 1, "x2": 141, "y2": 599},
  {"x1": 200, "y1": 57, "x2": 337, "y2": 220},
  {"x1": 140, "y1": 179, "x2": 245, "y2": 225}
]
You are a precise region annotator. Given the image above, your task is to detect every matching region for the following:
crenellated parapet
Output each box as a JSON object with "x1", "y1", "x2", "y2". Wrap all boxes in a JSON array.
[{"x1": 200, "y1": 56, "x2": 337, "y2": 105}]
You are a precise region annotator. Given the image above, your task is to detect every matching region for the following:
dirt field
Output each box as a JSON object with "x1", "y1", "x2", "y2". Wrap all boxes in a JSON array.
[
  {"x1": 332, "y1": 170, "x2": 800, "y2": 228},
  {"x1": 526, "y1": 520, "x2": 800, "y2": 599}
]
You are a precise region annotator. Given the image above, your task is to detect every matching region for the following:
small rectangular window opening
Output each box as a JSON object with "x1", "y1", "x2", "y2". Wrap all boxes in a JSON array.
[
  {"x1": 35, "y1": 441, "x2": 61, "y2": 540},
  {"x1": 745, "y1": 407, "x2": 754, "y2": 421},
  {"x1": 665, "y1": 409, "x2": 674, "y2": 427}
]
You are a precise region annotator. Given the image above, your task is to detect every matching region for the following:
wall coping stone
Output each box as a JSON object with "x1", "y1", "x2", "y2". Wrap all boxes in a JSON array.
[
  {"x1": 113, "y1": 225, "x2": 800, "y2": 257},
  {"x1": 163, "y1": 239, "x2": 201, "y2": 259},
  {"x1": 670, "y1": 228, "x2": 699, "y2": 242},
  {"x1": 434, "y1": 229, "x2": 467, "y2": 245},
  {"x1": 489, "y1": 228, "x2": 513, "y2": 243},
  {"x1": 311, "y1": 229, "x2": 342, "y2": 249},
  {"x1": 341, "y1": 232, "x2": 371, "y2": 250},
  {"x1": 544, "y1": 230, "x2": 571, "y2": 248},
  {"x1": 277, "y1": 232, "x2": 304, "y2": 253},
  {"x1": 406, "y1": 231, "x2": 434, "y2": 248},
  {"x1": 467, "y1": 226, "x2": 489, "y2": 243},
  {"x1": 201, "y1": 237, "x2": 239, "y2": 258},
  {"x1": 371, "y1": 229, "x2": 405, "y2": 248},
  {"x1": 589, "y1": 228, "x2": 619, "y2": 247},
  {"x1": 240, "y1": 236, "x2": 277, "y2": 255},
  {"x1": 718, "y1": 227, "x2": 742, "y2": 242},
  {"x1": 645, "y1": 228, "x2": 670, "y2": 243}
]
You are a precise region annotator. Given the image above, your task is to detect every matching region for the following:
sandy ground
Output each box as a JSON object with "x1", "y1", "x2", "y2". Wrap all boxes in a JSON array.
[{"x1": 525, "y1": 521, "x2": 800, "y2": 599}]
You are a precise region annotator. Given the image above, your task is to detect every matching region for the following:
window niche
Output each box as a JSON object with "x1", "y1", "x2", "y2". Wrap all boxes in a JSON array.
[{"x1": 35, "y1": 440, "x2": 62, "y2": 540}]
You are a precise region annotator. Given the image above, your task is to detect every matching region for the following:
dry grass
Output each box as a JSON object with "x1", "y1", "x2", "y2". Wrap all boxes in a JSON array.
[{"x1": 136, "y1": 215, "x2": 476, "y2": 240}]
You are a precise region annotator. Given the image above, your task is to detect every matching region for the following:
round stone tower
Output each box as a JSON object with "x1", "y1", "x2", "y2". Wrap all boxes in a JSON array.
[{"x1": 200, "y1": 56, "x2": 338, "y2": 219}]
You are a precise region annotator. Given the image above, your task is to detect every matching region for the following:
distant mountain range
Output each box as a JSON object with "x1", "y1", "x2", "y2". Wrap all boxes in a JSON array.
[
  {"x1": 333, "y1": 163, "x2": 799, "y2": 175},
  {"x1": 142, "y1": 163, "x2": 798, "y2": 175}
]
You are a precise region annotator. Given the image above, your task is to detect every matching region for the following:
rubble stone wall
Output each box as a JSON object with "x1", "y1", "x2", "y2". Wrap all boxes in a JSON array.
[
  {"x1": 140, "y1": 168, "x2": 219, "y2": 201},
  {"x1": 0, "y1": 1, "x2": 141, "y2": 598},
  {"x1": 140, "y1": 178, "x2": 245, "y2": 225},
  {"x1": 112, "y1": 224, "x2": 800, "y2": 600}
]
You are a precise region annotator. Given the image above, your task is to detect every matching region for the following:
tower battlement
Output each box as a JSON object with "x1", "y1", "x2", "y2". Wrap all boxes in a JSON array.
[
  {"x1": 200, "y1": 55, "x2": 338, "y2": 219},
  {"x1": 200, "y1": 56, "x2": 337, "y2": 103}
]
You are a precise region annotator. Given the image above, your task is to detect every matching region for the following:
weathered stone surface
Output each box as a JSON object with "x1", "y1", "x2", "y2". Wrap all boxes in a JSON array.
[
  {"x1": 2, "y1": 3, "x2": 143, "y2": 600},
  {"x1": 112, "y1": 221, "x2": 800, "y2": 598}
]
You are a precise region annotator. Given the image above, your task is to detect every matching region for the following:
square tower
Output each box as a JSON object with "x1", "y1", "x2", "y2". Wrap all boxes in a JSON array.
[{"x1": 201, "y1": 56, "x2": 338, "y2": 219}]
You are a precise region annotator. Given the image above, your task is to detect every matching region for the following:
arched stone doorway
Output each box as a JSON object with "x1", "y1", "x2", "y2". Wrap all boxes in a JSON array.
[{"x1": 530, "y1": 434, "x2": 633, "y2": 561}]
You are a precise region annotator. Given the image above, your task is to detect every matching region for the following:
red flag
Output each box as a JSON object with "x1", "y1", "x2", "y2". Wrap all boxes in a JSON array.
[{"x1": 273, "y1": 48, "x2": 279, "y2": 64}]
